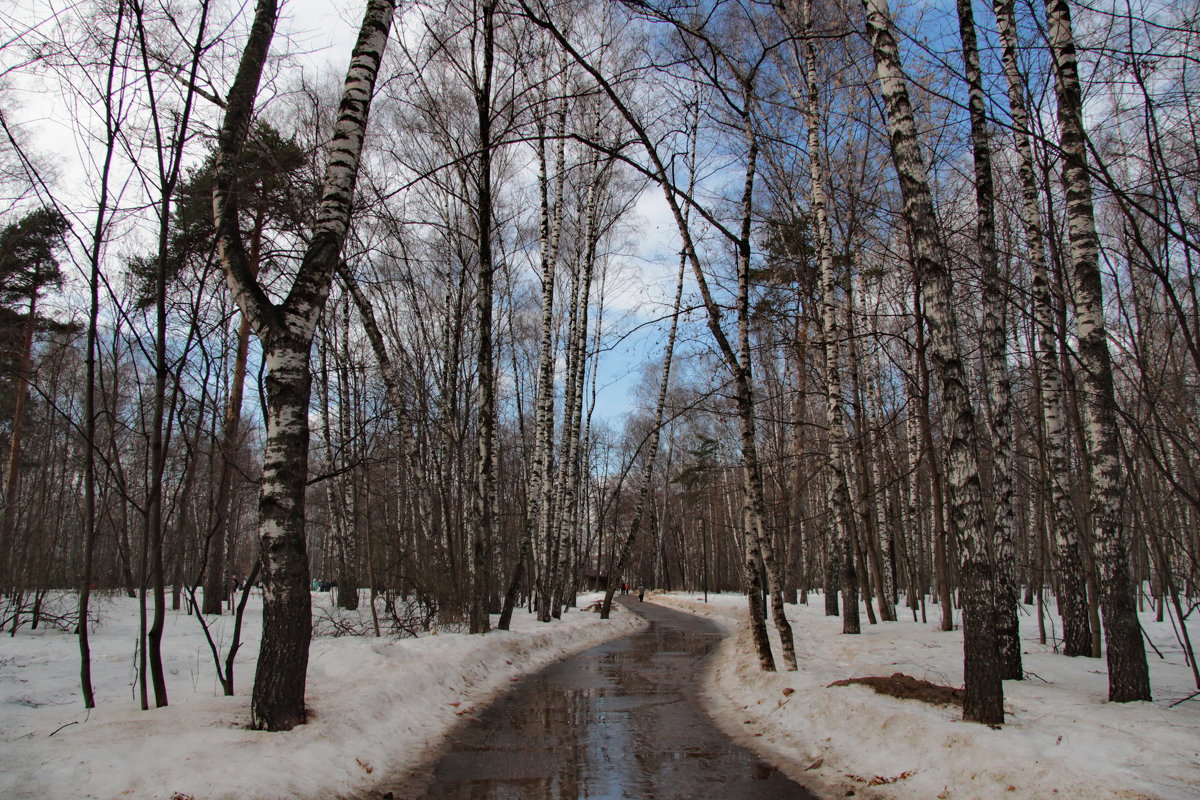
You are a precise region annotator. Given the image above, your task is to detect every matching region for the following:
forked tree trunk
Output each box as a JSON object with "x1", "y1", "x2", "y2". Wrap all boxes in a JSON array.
[
  {"x1": 861, "y1": 0, "x2": 1003, "y2": 724},
  {"x1": 992, "y1": 0, "x2": 1091, "y2": 658},
  {"x1": 955, "y1": 0, "x2": 1020, "y2": 679},
  {"x1": 212, "y1": 0, "x2": 395, "y2": 731},
  {"x1": 1043, "y1": 0, "x2": 1150, "y2": 701}
]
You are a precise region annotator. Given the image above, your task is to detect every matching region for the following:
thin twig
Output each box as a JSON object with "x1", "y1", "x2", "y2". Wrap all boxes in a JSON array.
[
  {"x1": 1144, "y1": 628, "x2": 1165, "y2": 660},
  {"x1": 49, "y1": 710, "x2": 89, "y2": 737}
]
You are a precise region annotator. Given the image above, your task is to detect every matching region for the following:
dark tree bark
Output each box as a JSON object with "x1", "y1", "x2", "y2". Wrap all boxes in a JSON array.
[
  {"x1": 79, "y1": 0, "x2": 128, "y2": 709},
  {"x1": 469, "y1": 0, "x2": 497, "y2": 635},
  {"x1": 132, "y1": 0, "x2": 212, "y2": 707},
  {"x1": 955, "y1": 0, "x2": 1020, "y2": 680}
]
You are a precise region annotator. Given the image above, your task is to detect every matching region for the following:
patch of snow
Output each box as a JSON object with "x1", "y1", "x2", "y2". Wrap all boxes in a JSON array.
[
  {"x1": 654, "y1": 591, "x2": 1200, "y2": 800},
  {"x1": 0, "y1": 591, "x2": 644, "y2": 800}
]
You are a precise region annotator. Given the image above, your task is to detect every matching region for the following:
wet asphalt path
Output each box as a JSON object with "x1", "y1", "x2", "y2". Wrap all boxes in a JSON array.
[{"x1": 413, "y1": 597, "x2": 820, "y2": 800}]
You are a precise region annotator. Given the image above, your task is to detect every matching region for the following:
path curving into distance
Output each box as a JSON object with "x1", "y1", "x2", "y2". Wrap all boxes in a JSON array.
[{"x1": 406, "y1": 596, "x2": 821, "y2": 800}]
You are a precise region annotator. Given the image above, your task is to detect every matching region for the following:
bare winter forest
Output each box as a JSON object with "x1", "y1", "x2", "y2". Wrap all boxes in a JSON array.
[{"x1": 2, "y1": 0, "x2": 1200, "y2": 763}]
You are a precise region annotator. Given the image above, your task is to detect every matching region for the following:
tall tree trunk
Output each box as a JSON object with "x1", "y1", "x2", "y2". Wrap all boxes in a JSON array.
[
  {"x1": 912, "y1": 286, "x2": 954, "y2": 630},
  {"x1": 552, "y1": 158, "x2": 604, "y2": 618},
  {"x1": 956, "y1": 0, "x2": 1020, "y2": 680},
  {"x1": 79, "y1": 0, "x2": 128, "y2": 707},
  {"x1": 1043, "y1": 0, "x2": 1150, "y2": 701},
  {"x1": 904, "y1": 391, "x2": 925, "y2": 619},
  {"x1": 788, "y1": 334, "x2": 809, "y2": 606},
  {"x1": 500, "y1": 110, "x2": 562, "y2": 631},
  {"x1": 535, "y1": 102, "x2": 568, "y2": 624},
  {"x1": 206, "y1": 207, "x2": 266, "y2": 616},
  {"x1": 992, "y1": 0, "x2": 1091, "y2": 658},
  {"x1": 205, "y1": 310, "x2": 252, "y2": 615},
  {"x1": 132, "y1": 0, "x2": 211, "y2": 710},
  {"x1": 1, "y1": 293, "x2": 37, "y2": 592},
  {"x1": 793, "y1": 0, "x2": 857, "y2": 634},
  {"x1": 335, "y1": 298, "x2": 359, "y2": 612},
  {"x1": 469, "y1": 0, "x2": 496, "y2": 634},
  {"x1": 212, "y1": 0, "x2": 395, "y2": 730},
  {"x1": 317, "y1": 326, "x2": 353, "y2": 610},
  {"x1": 733, "y1": 78, "x2": 797, "y2": 671},
  {"x1": 861, "y1": 0, "x2": 1003, "y2": 724}
]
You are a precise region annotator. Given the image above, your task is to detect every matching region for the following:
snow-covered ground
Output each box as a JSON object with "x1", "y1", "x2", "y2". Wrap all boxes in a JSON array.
[
  {"x1": 5, "y1": 589, "x2": 1197, "y2": 800},
  {"x1": 655, "y1": 591, "x2": 1200, "y2": 800},
  {"x1": 0, "y1": 591, "x2": 645, "y2": 800}
]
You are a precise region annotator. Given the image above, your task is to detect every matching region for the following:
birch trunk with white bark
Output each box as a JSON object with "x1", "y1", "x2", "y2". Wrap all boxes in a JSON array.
[
  {"x1": 1043, "y1": 0, "x2": 1150, "y2": 701},
  {"x1": 794, "y1": 0, "x2": 858, "y2": 634},
  {"x1": 536, "y1": 106, "x2": 569, "y2": 623},
  {"x1": 861, "y1": 0, "x2": 1003, "y2": 723},
  {"x1": 500, "y1": 111, "x2": 562, "y2": 629},
  {"x1": 469, "y1": 0, "x2": 497, "y2": 635},
  {"x1": 211, "y1": 0, "x2": 394, "y2": 731},
  {"x1": 551, "y1": 160, "x2": 604, "y2": 617},
  {"x1": 735, "y1": 80, "x2": 797, "y2": 670},
  {"x1": 956, "y1": 0, "x2": 1020, "y2": 679},
  {"x1": 992, "y1": 0, "x2": 1092, "y2": 658}
]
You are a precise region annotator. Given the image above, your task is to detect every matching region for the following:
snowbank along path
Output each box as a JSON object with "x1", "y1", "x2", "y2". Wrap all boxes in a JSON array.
[{"x1": 0, "y1": 592, "x2": 645, "y2": 800}]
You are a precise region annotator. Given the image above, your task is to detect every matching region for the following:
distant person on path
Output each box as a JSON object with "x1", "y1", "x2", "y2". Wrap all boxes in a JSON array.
[{"x1": 638, "y1": 586, "x2": 645, "y2": 602}]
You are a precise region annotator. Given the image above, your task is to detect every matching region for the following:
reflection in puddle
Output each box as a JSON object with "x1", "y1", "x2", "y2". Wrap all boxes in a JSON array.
[{"x1": 416, "y1": 601, "x2": 819, "y2": 799}]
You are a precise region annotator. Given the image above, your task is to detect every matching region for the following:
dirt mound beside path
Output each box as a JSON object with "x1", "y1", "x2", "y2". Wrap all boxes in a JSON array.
[{"x1": 828, "y1": 673, "x2": 963, "y2": 707}]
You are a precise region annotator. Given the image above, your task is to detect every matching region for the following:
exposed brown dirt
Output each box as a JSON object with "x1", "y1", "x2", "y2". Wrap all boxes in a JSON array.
[{"x1": 828, "y1": 672, "x2": 964, "y2": 707}]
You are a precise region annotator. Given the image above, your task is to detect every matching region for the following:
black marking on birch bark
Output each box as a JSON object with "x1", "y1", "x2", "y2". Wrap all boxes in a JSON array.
[
  {"x1": 1043, "y1": 0, "x2": 1150, "y2": 701},
  {"x1": 862, "y1": 0, "x2": 1003, "y2": 724}
]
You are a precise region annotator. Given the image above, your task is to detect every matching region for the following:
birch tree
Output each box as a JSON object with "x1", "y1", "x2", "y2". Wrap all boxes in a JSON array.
[
  {"x1": 992, "y1": 0, "x2": 1092, "y2": 658},
  {"x1": 955, "y1": 0, "x2": 1020, "y2": 679},
  {"x1": 859, "y1": 0, "x2": 1004, "y2": 724},
  {"x1": 468, "y1": 0, "x2": 498, "y2": 635},
  {"x1": 786, "y1": 0, "x2": 858, "y2": 635},
  {"x1": 211, "y1": 0, "x2": 395, "y2": 731},
  {"x1": 1043, "y1": 0, "x2": 1150, "y2": 701}
]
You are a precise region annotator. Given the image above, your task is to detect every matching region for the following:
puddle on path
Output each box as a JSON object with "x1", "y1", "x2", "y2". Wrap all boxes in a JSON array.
[{"x1": 405, "y1": 598, "x2": 820, "y2": 800}]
